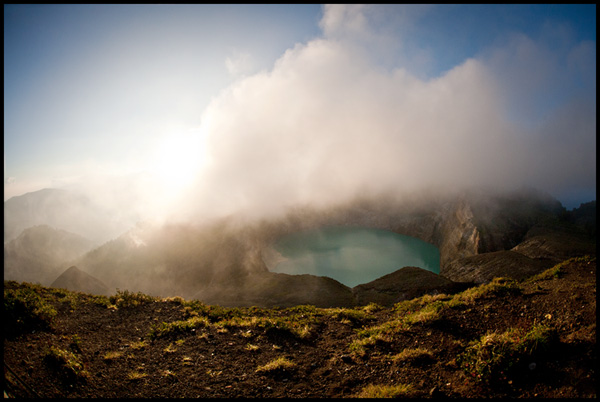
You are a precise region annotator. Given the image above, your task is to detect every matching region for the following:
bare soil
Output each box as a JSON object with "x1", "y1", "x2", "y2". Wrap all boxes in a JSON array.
[{"x1": 4, "y1": 258, "x2": 596, "y2": 398}]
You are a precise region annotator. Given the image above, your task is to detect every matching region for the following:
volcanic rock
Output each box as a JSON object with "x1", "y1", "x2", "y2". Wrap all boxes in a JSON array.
[
  {"x1": 442, "y1": 250, "x2": 550, "y2": 283},
  {"x1": 352, "y1": 266, "x2": 469, "y2": 306}
]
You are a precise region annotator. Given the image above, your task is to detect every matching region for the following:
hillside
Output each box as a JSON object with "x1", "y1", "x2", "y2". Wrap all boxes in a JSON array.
[{"x1": 4, "y1": 256, "x2": 596, "y2": 398}]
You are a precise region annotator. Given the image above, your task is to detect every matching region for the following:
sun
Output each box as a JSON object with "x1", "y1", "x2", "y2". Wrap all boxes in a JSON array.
[{"x1": 150, "y1": 129, "x2": 206, "y2": 194}]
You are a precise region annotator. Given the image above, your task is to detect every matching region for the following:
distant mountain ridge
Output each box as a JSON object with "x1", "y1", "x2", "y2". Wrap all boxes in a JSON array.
[
  {"x1": 4, "y1": 225, "x2": 95, "y2": 286},
  {"x1": 68, "y1": 188, "x2": 595, "y2": 307},
  {"x1": 4, "y1": 188, "x2": 133, "y2": 244},
  {"x1": 4, "y1": 187, "x2": 596, "y2": 307}
]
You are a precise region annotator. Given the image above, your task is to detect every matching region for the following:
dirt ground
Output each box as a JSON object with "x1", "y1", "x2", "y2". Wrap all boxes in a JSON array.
[{"x1": 4, "y1": 258, "x2": 596, "y2": 398}]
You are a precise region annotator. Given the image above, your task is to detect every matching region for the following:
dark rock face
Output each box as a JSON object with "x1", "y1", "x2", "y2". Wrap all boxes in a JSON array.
[
  {"x1": 352, "y1": 266, "x2": 470, "y2": 306},
  {"x1": 512, "y1": 232, "x2": 596, "y2": 264},
  {"x1": 442, "y1": 251, "x2": 550, "y2": 284},
  {"x1": 193, "y1": 271, "x2": 357, "y2": 308},
  {"x1": 51, "y1": 266, "x2": 110, "y2": 296}
]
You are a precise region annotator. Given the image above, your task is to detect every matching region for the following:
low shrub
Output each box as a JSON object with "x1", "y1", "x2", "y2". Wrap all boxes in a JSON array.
[
  {"x1": 148, "y1": 316, "x2": 210, "y2": 339},
  {"x1": 44, "y1": 346, "x2": 89, "y2": 381},
  {"x1": 109, "y1": 289, "x2": 158, "y2": 308},
  {"x1": 4, "y1": 287, "x2": 57, "y2": 336},
  {"x1": 458, "y1": 323, "x2": 556, "y2": 384}
]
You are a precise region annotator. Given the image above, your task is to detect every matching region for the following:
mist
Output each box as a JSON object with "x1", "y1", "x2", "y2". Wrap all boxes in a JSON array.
[
  {"x1": 5, "y1": 5, "x2": 596, "y2": 233},
  {"x1": 155, "y1": 5, "x2": 595, "y2": 225}
]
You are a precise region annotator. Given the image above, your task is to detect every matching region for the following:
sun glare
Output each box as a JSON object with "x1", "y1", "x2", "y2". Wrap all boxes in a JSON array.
[{"x1": 150, "y1": 129, "x2": 205, "y2": 194}]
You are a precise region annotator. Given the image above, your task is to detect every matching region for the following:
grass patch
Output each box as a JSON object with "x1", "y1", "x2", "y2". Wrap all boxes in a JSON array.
[
  {"x1": 127, "y1": 371, "x2": 148, "y2": 381},
  {"x1": 362, "y1": 302, "x2": 384, "y2": 314},
  {"x1": 255, "y1": 356, "x2": 296, "y2": 373},
  {"x1": 528, "y1": 255, "x2": 595, "y2": 282},
  {"x1": 44, "y1": 346, "x2": 89, "y2": 381},
  {"x1": 103, "y1": 351, "x2": 124, "y2": 361},
  {"x1": 129, "y1": 340, "x2": 148, "y2": 350},
  {"x1": 177, "y1": 302, "x2": 322, "y2": 340},
  {"x1": 326, "y1": 307, "x2": 371, "y2": 326},
  {"x1": 162, "y1": 295, "x2": 185, "y2": 304},
  {"x1": 349, "y1": 319, "x2": 406, "y2": 357},
  {"x1": 355, "y1": 383, "x2": 413, "y2": 398},
  {"x1": 451, "y1": 277, "x2": 521, "y2": 305},
  {"x1": 458, "y1": 323, "x2": 556, "y2": 384},
  {"x1": 4, "y1": 286, "x2": 57, "y2": 336},
  {"x1": 110, "y1": 289, "x2": 158, "y2": 308},
  {"x1": 149, "y1": 316, "x2": 211, "y2": 339},
  {"x1": 392, "y1": 347, "x2": 434, "y2": 363},
  {"x1": 403, "y1": 300, "x2": 445, "y2": 326},
  {"x1": 89, "y1": 294, "x2": 112, "y2": 307},
  {"x1": 163, "y1": 343, "x2": 178, "y2": 353},
  {"x1": 216, "y1": 314, "x2": 315, "y2": 340},
  {"x1": 245, "y1": 343, "x2": 260, "y2": 352}
]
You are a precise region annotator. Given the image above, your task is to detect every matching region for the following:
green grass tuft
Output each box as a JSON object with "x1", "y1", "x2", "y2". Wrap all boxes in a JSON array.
[
  {"x1": 355, "y1": 383, "x2": 413, "y2": 398},
  {"x1": 255, "y1": 356, "x2": 296, "y2": 373}
]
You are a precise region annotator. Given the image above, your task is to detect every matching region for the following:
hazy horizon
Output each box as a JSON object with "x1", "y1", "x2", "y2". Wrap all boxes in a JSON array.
[{"x1": 4, "y1": 5, "x2": 596, "y2": 225}]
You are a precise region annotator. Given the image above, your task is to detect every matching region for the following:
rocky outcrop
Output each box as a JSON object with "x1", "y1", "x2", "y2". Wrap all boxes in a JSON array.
[
  {"x1": 192, "y1": 271, "x2": 357, "y2": 308},
  {"x1": 434, "y1": 199, "x2": 480, "y2": 267},
  {"x1": 51, "y1": 266, "x2": 110, "y2": 296},
  {"x1": 442, "y1": 250, "x2": 550, "y2": 284},
  {"x1": 511, "y1": 231, "x2": 596, "y2": 264},
  {"x1": 352, "y1": 266, "x2": 470, "y2": 306}
]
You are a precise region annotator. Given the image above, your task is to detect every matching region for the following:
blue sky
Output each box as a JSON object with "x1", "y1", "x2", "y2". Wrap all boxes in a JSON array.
[{"x1": 4, "y1": 4, "x2": 596, "y2": 219}]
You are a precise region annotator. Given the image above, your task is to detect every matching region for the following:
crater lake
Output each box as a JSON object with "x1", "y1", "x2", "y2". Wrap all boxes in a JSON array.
[{"x1": 267, "y1": 226, "x2": 440, "y2": 287}]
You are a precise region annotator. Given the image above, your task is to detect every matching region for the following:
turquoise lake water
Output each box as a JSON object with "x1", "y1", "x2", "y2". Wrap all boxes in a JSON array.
[{"x1": 270, "y1": 226, "x2": 440, "y2": 288}]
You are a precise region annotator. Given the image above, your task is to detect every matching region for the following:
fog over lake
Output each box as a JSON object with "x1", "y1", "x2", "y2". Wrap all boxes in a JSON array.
[{"x1": 269, "y1": 226, "x2": 440, "y2": 287}]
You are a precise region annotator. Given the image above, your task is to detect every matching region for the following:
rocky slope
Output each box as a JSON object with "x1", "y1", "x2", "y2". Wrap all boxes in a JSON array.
[{"x1": 352, "y1": 266, "x2": 471, "y2": 306}]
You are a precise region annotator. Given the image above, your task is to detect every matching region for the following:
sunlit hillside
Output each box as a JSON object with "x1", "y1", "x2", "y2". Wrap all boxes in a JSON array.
[{"x1": 4, "y1": 256, "x2": 596, "y2": 398}]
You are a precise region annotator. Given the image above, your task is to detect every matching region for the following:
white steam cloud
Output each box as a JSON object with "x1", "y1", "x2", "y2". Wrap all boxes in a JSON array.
[{"x1": 160, "y1": 5, "x2": 595, "y2": 223}]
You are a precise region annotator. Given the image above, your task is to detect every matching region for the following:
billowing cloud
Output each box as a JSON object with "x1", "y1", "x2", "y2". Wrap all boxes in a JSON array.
[
  {"x1": 163, "y1": 5, "x2": 594, "y2": 223},
  {"x1": 9, "y1": 5, "x2": 592, "y2": 227}
]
